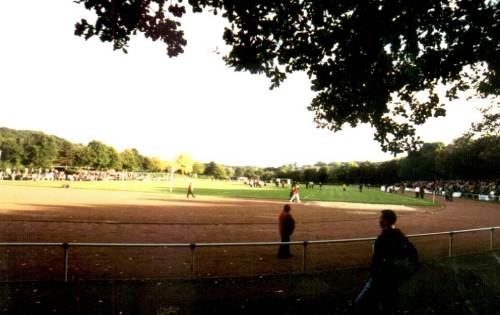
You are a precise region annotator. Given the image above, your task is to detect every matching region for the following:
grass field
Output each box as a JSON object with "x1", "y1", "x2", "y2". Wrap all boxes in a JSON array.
[
  {"x1": 0, "y1": 178, "x2": 435, "y2": 206},
  {"x1": 4, "y1": 250, "x2": 500, "y2": 314}
]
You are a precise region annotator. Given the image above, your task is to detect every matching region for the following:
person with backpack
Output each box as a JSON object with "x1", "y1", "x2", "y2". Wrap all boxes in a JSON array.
[{"x1": 355, "y1": 209, "x2": 419, "y2": 314}]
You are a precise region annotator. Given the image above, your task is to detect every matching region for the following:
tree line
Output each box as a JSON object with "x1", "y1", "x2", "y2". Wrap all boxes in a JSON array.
[
  {"x1": 0, "y1": 128, "x2": 163, "y2": 172},
  {"x1": 228, "y1": 135, "x2": 499, "y2": 185},
  {"x1": 0, "y1": 127, "x2": 498, "y2": 183}
]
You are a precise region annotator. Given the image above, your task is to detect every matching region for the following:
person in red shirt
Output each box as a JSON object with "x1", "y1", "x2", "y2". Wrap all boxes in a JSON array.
[
  {"x1": 289, "y1": 184, "x2": 301, "y2": 202},
  {"x1": 277, "y1": 204, "x2": 295, "y2": 259}
]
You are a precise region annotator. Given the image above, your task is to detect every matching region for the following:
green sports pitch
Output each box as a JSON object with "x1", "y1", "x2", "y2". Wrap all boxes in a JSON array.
[{"x1": 0, "y1": 178, "x2": 435, "y2": 206}]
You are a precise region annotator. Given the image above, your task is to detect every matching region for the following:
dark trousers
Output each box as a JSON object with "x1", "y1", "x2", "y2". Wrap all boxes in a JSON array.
[
  {"x1": 187, "y1": 191, "x2": 195, "y2": 198},
  {"x1": 277, "y1": 235, "x2": 291, "y2": 258},
  {"x1": 355, "y1": 278, "x2": 398, "y2": 314}
]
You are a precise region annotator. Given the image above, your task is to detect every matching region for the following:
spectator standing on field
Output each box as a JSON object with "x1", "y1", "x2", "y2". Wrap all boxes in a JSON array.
[
  {"x1": 355, "y1": 209, "x2": 418, "y2": 314},
  {"x1": 187, "y1": 181, "x2": 196, "y2": 198},
  {"x1": 277, "y1": 204, "x2": 295, "y2": 259},
  {"x1": 446, "y1": 185, "x2": 454, "y2": 202}
]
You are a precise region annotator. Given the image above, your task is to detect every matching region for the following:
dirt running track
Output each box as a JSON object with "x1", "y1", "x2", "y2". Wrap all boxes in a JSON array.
[{"x1": 0, "y1": 185, "x2": 499, "y2": 281}]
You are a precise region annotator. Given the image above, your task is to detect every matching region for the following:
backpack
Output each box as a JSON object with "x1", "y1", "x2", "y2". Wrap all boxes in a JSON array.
[{"x1": 390, "y1": 239, "x2": 419, "y2": 282}]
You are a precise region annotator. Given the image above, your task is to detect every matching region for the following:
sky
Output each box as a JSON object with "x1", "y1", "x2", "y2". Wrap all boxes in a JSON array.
[{"x1": 0, "y1": 1, "x2": 486, "y2": 167}]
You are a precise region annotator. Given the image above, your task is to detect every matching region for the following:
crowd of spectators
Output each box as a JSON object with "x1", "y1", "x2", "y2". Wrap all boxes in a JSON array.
[
  {"x1": 389, "y1": 180, "x2": 500, "y2": 201},
  {"x1": 0, "y1": 168, "x2": 155, "y2": 182},
  {"x1": 402, "y1": 180, "x2": 499, "y2": 195}
]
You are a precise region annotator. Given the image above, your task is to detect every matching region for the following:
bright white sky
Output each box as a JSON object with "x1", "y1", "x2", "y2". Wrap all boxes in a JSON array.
[{"x1": 0, "y1": 1, "x2": 485, "y2": 167}]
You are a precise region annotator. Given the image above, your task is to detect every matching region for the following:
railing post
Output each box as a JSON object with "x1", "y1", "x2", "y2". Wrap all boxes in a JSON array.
[
  {"x1": 63, "y1": 243, "x2": 69, "y2": 282},
  {"x1": 302, "y1": 241, "x2": 308, "y2": 274},
  {"x1": 190, "y1": 243, "x2": 196, "y2": 279},
  {"x1": 448, "y1": 232, "x2": 453, "y2": 258},
  {"x1": 490, "y1": 228, "x2": 495, "y2": 251}
]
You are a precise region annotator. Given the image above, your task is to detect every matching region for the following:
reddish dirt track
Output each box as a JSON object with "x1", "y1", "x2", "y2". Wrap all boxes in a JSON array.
[{"x1": 0, "y1": 185, "x2": 499, "y2": 280}]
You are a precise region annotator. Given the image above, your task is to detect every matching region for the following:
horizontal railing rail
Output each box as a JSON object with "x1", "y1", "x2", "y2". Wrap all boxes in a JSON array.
[{"x1": 1, "y1": 225, "x2": 499, "y2": 281}]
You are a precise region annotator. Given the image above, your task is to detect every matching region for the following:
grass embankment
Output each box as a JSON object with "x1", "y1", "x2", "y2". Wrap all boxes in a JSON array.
[
  {"x1": 2, "y1": 250, "x2": 499, "y2": 314},
  {"x1": 0, "y1": 179, "x2": 436, "y2": 206}
]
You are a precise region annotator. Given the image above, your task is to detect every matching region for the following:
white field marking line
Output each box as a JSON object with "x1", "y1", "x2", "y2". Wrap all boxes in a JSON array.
[{"x1": 302, "y1": 193, "x2": 314, "y2": 200}]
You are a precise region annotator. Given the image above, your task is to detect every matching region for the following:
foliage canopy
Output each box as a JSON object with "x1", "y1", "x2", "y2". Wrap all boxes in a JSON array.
[{"x1": 74, "y1": 0, "x2": 500, "y2": 153}]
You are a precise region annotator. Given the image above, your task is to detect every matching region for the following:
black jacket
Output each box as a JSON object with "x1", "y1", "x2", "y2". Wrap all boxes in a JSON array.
[{"x1": 371, "y1": 228, "x2": 408, "y2": 286}]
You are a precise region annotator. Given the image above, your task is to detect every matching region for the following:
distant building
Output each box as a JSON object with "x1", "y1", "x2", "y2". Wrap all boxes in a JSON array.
[{"x1": 275, "y1": 178, "x2": 292, "y2": 186}]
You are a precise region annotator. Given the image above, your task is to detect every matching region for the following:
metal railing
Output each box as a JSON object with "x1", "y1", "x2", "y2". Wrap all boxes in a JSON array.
[{"x1": 1, "y1": 226, "x2": 499, "y2": 282}]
